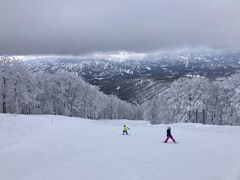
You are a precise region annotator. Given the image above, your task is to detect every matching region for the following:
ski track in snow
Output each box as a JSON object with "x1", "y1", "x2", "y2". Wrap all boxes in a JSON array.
[{"x1": 0, "y1": 114, "x2": 240, "y2": 180}]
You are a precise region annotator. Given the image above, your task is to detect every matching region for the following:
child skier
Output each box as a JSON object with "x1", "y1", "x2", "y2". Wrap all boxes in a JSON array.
[
  {"x1": 122, "y1": 124, "x2": 130, "y2": 135},
  {"x1": 164, "y1": 127, "x2": 176, "y2": 143}
]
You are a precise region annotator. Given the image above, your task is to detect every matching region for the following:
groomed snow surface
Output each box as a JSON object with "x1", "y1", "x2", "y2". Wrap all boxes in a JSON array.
[{"x1": 0, "y1": 114, "x2": 240, "y2": 180}]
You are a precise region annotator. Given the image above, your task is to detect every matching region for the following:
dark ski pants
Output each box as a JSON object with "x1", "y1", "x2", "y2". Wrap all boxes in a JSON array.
[
  {"x1": 164, "y1": 136, "x2": 176, "y2": 143},
  {"x1": 123, "y1": 130, "x2": 129, "y2": 135}
]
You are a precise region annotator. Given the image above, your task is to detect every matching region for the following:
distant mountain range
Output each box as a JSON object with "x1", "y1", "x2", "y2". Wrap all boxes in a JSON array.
[{"x1": 21, "y1": 48, "x2": 240, "y2": 104}]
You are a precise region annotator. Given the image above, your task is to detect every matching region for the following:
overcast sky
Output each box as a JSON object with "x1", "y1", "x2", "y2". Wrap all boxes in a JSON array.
[{"x1": 0, "y1": 0, "x2": 240, "y2": 55}]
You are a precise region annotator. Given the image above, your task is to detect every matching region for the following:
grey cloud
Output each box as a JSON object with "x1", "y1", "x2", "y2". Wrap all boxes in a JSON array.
[{"x1": 0, "y1": 0, "x2": 240, "y2": 55}]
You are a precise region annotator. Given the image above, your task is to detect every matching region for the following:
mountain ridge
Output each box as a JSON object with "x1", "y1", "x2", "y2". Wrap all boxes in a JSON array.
[{"x1": 20, "y1": 48, "x2": 240, "y2": 104}]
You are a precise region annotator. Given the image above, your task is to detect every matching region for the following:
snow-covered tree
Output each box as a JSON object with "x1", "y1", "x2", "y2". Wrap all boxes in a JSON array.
[
  {"x1": 142, "y1": 75, "x2": 240, "y2": 125},
  {"x1": 0, "y1": 57, "x2": 36, "y2": 114},
  {"x1": 167, "y1": 77, "x2": 210, "y2": 123}
]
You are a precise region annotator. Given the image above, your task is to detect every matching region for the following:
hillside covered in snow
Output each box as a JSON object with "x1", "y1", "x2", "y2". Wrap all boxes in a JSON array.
[
  {"x1": 1, "y1": 56, "x2": 240, "y2": 125},
  {"x1": 22, "y1": 48, "x2": 240, "y2": 104},
  {"x1": 1, "y1": 114, "x2": 240, "y2": 180}
]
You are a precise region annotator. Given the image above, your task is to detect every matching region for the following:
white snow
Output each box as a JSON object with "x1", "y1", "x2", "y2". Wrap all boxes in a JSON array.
[
  {"x1": 126, "y1": 69, "x2": 133, "y2": 74},
  {"x1": 0, "y1": 114, "x2": 240, "y2": 180}
]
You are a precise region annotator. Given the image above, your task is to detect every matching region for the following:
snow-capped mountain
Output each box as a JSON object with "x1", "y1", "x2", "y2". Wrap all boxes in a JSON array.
[{"x1": 22, "y1": 48, "x2": 240, "y2": 104}]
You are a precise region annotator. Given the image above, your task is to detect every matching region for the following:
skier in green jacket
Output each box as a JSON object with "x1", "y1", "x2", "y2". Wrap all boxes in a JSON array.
[{"x1": 122, "y1": 124, "x2": 130, "y2": 135}]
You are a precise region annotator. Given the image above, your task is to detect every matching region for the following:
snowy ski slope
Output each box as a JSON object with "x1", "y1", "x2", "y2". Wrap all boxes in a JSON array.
[{"x1": 0, "y1": 114, "x2": 240, "y2": 180}]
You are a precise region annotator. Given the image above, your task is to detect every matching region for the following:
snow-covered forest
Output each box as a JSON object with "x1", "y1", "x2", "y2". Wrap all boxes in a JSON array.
[
  {"x1": 0, "y1": 57, "x2": 141, "y2": 120},
  {"x1": 1, "y1": 56, "x2": 240, "y2": 125},
  {"x1": 143, "y1": 75, "x2": 240, "y2": 125}
]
